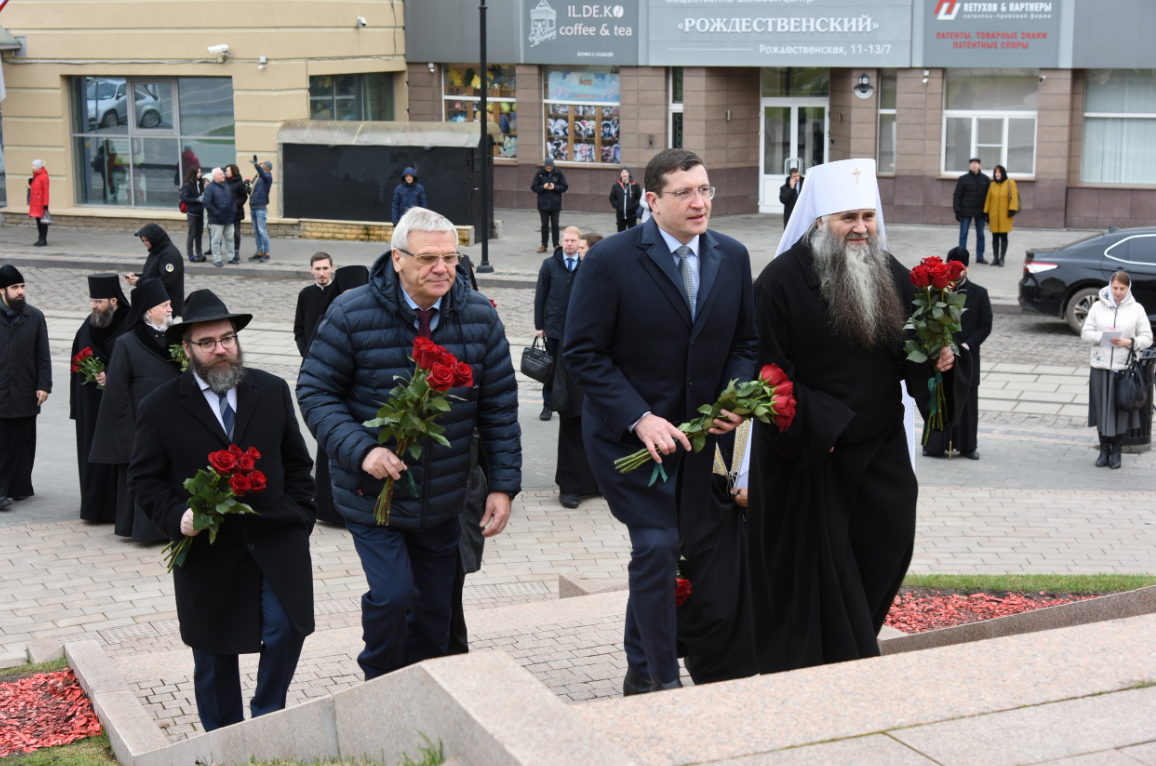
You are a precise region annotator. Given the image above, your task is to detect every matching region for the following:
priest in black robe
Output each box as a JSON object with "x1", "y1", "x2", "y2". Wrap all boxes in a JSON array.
[
  {"x1": 91, "y1": 278, "x2": 181, "y2": 543},
  {"x1": 748, "y1": 159, "x2": 973, "y2": 673},
  {"x1": 293, "y1": 253, "x2": 335, "y2": 357},
  {"x1": 71, "y1": 274, "x2": 130, "y2": 523},
  {"x1": 923, "y1": 247, "x2": 992, "y2": 459}
]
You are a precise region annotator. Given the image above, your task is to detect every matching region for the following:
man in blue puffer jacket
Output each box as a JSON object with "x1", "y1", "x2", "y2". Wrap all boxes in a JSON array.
[
  {"x1": 296, "y1": 206, "x2": 520, "y2": 680},
  {"x1": 391, "y1": 167, "x2": 427, "y2": 225}
]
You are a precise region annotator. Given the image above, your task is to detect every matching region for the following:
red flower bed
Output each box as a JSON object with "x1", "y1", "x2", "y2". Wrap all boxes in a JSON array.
[
  {"x1": 884, "y1": 589, "x2": 1098, "y2": 634},
  {"x1": 0, "y1": 669, "x2": 102, "y2": 757}
]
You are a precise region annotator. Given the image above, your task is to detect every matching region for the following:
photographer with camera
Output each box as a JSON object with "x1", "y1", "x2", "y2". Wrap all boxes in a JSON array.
[{"x1": 249, "y1": 156, "x2": 273, "y2": 262}]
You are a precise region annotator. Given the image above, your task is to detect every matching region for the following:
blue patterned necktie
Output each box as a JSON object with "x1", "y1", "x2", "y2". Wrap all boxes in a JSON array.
[
  {"x1": 566, "y1": 257, "x2": 575, "y2": 272},
  {"x1": 218, "y1": 390, "x2": 235, "y2": 440},
  {"x1": 675, "y1": 245, "x2": 695, "y2": 319}
]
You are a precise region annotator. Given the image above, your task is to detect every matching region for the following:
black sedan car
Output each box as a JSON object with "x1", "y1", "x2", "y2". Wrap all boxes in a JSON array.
[{"x1": 1019, "y1": 227, "x2": 1156, "y2": 333}]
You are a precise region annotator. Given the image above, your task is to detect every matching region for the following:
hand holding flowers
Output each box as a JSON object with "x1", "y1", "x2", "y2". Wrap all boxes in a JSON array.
[{"x1": 70, "y1": 347, "x2": 105, "y2": 389}]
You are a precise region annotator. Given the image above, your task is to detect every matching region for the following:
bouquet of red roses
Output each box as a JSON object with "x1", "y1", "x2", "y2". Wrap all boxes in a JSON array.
[
  {"x1": 162, "y1": 445, "x2": 265, "y2": 572},
  {"x1": 362, "y1": 337, "x2": 473, "y2": 525},
  {"x1": 675, "y1": 554, "x2": 692, "y2": 607},
  {"x1": 905, "y1": 256, "x2": 967, "y2": 438},
  {"x1": 614, "y1": 364, "x2": 797, "y2": 485},
  {"x1": 70, "y1": 347, "x2": 105, "y2": 389}
]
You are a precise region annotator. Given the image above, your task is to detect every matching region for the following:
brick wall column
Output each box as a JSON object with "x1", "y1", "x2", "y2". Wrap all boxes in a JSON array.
[
  {"x1": 829, "y1": 68, "x2": 879, "y2": 163},
  {"x1": 406, "y1": 62, "x2": 442, "y2": 122},
  {"x1": 1030, "y1": 68, "x2": 1072, "y2": 228}
]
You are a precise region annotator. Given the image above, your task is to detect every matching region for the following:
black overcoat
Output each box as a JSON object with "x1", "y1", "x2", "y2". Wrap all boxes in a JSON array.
[
  {"x1": 747, "y1": 239, "x2": 973, "y2": 674},
  {"x1": 293, "y1": 283, "x2": 334, "y2": 357},
  {"x1": 137, "y1": 224, "x2": 185, "y2": 315},
  {"x1": 128, "y1": 367, "x2": 317, "y2": 655},
  {"x1": 0, "y1": 302, "x2": 51, "y2": 418},
  {"x1": 562, "y1": 217, "x2": 758, "y2": 530}
]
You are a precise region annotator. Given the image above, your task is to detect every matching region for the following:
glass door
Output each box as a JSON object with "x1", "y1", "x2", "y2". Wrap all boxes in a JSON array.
[{"x1": 760, "y1": 99, "x2": 828, "y2": 213}]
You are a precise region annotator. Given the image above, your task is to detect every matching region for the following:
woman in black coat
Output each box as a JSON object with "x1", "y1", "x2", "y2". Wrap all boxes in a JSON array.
[
  {"x1": 130, "y1": 223, "x2": 185, "y2": 316},
  {"x1": 91, "y1": 279, "x2": 182, "y2": 543},
  {"x1": 609, "y1": 168, "x2": 642, "y2": 232},
  {"x1": 180, "y1": 166, "x2": 206, "y2": 263},
  {"x1": 226, "y1": 163, "x2": 249, "y2": 259}
]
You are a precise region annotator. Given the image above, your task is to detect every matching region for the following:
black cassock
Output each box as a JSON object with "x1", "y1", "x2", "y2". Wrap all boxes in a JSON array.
[
  {"x1": 748, "y1": 239, "x2": 972, "y2": 673},
  {"x1": 91, "y1": 321, "x2": 182, "y2": 542},
  {"x1": 70, "y1": 307, "x2": 130, "y2": 522},
  {"x1": 550, "y1": 320, "x2": 599, "y2": 497},
  {"x1": 923, "y1": 278, "x2": 992, "y2": 456},
  {"x1": 294, "y1": 282, "x2": 340, "y2": 523}
]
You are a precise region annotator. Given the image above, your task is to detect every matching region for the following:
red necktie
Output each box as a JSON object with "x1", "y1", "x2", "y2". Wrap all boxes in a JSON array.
[{"x1": 416, "y1": 308, "x2": 435, "y2": 339}]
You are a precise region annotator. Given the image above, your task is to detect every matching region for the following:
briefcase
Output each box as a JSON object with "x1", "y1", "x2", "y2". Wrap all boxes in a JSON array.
[{"x1": 520, "y1": 337, "x2": 554, "y2": 383}]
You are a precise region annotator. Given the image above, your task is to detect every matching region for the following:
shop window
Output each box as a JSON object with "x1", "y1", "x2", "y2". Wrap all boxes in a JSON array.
[
  {"x1": 669, "y1": 68, "x2": 684, "y2": 150},
  {"x1": 544, "y1": 67, "x2": 620, "y2": 165},
  {"x1": 761, "y1": 68, "x2": 829, "y2": 98},
  {"x1": 71, "y1": 77, "x2": 235, "y2": 208},
  {"x1": 1082, "y1": 69, "x2": 1156, "y2": 185},
  {"x1": 442, "y1": 64, "x2": 517, "y2": 158},
  {"x1": 877, "y1": 69, "x2": 897, "y2": 175},
  {"x1": 942, "y1": 69, "x2": 1038, "y2": 176},
  {"x1": 309, "y1": 73, "x2": 395, "y2": 122}
]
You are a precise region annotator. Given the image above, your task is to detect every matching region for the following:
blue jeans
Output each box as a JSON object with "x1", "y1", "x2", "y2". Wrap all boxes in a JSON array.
[
  {"x1": 251, "y1": 206, "x2": 270, "y2": 253},
  {"x1": 347, "y1": 517, "x2": 462, "y2": 680},
  {"x1": 959, "y1": 216, "x2": 986, "y2": 260},
  {"x1": 191, "y1": 576, "x2": 305, "y2": 732}
]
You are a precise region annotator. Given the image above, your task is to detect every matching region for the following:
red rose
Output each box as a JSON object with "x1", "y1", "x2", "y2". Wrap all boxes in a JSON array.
[
  {"x1": 228, "y1": 444, "x2": 243, "y2": 457},
  {"x1": 79, "y1": 347, "x2": 93, "y2": 360},
  {"x1": 675, "y1": 577, "x2": 692, "y2": 607},
  {"x1": 452, "y1": 362, "x2": 474, "y2": 388},
  {"x1": 772, "y1": 394, "x2": 797, "y2": 432},
  {"x1": 437, "y1": 349, "x2": 459, "y2": 367},
  {"x1": 427, "y1": 362, "x2": 455, "y2": 391},
  {"x1": 208, "y1": 450, "x2": 236, "y2": 476},
  {"x1": 244, "y1": 446, "x2": 261, "y2": 460},
  {"x1": 490, "y1": 298, "x2": 497, "y2": 308},
  {"x1": 947, "y1": 260, "x2": 966, "y2": 282},
  {"x1": 413, "y1": 337, "x2": 437, "y2": 369},
  {"x1": 70, "y1": 361, "x2": 80, "y2": 373},
  {"x1": 235, "y1": 454, "x2": 256, "y2": 474},
  {"x1": 229, "y1": 473, "x2": 252, "y2": 495},
  {"x1": 247, "y1": 470, "x2": 267, "y2": 493},
  {"x1": 929, "y1": 262, "x2": 952, "y2": 290},
  {"x1": 759, "y1": 363, "x2": 789, "y2": 387},
  {"x1": 773, "y1": 380, "x2": 794, "y2": 401},
  {"x1": 910, "y1": 264, "x2": 931, "y2": 289},
  {"x1": 416, "y1": 344, "x2": 444, "y2": 371},
  {"x1": 920, "y1": 256, "x2": 944, "y2": 267}
]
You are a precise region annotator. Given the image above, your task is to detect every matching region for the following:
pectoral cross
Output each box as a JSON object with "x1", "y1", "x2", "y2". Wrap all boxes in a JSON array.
[{"x1": 852, "y1": 167, "x2": 861, "y2": 184}]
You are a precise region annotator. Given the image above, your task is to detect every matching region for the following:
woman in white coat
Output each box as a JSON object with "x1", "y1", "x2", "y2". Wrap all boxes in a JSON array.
[{"x1": 1081, "y1": 271, "x2": 1153, "y2": 468}]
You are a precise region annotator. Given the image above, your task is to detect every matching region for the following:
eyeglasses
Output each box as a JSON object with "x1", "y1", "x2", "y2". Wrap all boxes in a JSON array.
[
  {"x1": 396, "y1": 248, "x2": 462, "y2": 268},
  {"x1": 656, "y1": 186, "x2": 715, "y2": 202},
  {"x1": 189, "y1": 334, "x2": 238, "y2": 352}
]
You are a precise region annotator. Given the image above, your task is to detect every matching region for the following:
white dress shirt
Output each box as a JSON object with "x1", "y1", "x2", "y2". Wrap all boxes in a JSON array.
[{"x1": 193, "y1": 371, "x2": 238, "y2": 435}]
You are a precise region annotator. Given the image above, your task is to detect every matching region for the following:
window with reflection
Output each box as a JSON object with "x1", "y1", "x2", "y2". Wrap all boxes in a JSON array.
[
  {"x1": 942, "y1": 69, "x2": 1038, "y2": 176},
  {"x1": 309, "y1": 73, "x2": 395, "y2": 122},
  {"x1": 442, "y1": 65, "x2": 517, "y2": 158},
  {"x1": 877, "y1": 69, "x2": 897, "y2": 174},
  {"x1": 1082, "y1": 69, "x2": 1156, "y2": 185},
  {"x1": 71, "y1": 77, "x2": 235, "y2": 207}
]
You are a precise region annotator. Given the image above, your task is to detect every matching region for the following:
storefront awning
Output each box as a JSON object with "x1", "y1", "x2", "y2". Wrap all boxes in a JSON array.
[{"x1": 277, "y1": 120, "x2": 501, "y2": 148}]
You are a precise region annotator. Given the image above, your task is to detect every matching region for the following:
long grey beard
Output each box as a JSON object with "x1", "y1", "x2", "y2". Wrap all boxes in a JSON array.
[
  {"x1": 190, "y1": 344, "x2": 246, "y2": 394},
  {"x1": 91, "y1": 304, "x2": 116, "y2": 328},
  {"x1": 810, "y1": 223, "x2": 905, "y2": 348}
]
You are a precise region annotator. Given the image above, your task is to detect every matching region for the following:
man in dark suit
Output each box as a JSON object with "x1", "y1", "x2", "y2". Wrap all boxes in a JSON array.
[
  {"x1": 923, "y1": 247, "x2": 992, "y2": 459},
  {"x1": 563, "y1": 148, "x2": 758, "y2": 693},
  {"x1": 128, "y1": 289, "x2": 316, "y2": 732},
  {"x1": 778, "y1": 168, "x2": 803, "y2": 225},
  {"x1": 293, "y1": 253, "x2": 334, "y2": 357}
]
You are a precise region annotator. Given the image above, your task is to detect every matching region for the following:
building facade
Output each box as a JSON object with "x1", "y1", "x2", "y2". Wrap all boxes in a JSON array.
[
  {"x1": 406, "y1": 0, "x2": 1156, "y2": 230},
  {"x1": 0, "y1": 0, "x2": 405, "y2": 230}
]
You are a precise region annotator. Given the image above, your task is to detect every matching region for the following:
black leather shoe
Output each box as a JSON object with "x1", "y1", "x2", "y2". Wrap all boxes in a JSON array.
[
  {"x1": 560, "y1": 493, "x2": 579, "y2": 508},
  {"x1": 33, "y1": 241, "x2": 46, "y2": 247},
  {"x1": 649, "y1": 677, "x2": 683, "y2": 692},
  {"x1": 11, "y1": 496, "x2": 28, "y2": 501},
  {"x1": 539, "y1": 405, "x2": 552, "y2": 421},
  {"x1": 1096, "y1": 442, "x2": 1111, "y2": 467},
  {"x1": 623, "y1": 668, "x2": 650, "y2": 697},
  {"x1": 963, "y1": 451, "x2": 980, "y2": 460},
  {"x1": 0, "y1": 497, "x2": 11, "y2": 510}
]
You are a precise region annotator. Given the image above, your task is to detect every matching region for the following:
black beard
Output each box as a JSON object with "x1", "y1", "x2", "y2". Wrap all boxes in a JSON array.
[
  {"x1": 4, "y1": 296, "x2": 25, "y2": 314},
  {"x1": 810, "y1": 223, "x2": 906, "y2": 348},
  {"x1": 91, "y1": 305, "x2": 116, "y2": 328},
  {"x1": 189, "y1": 343, "x2": 246, "y2": 394}
]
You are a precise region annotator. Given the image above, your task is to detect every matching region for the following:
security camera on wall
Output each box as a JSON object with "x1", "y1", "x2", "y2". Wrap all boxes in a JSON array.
[
  {"x1": 207, "y1": 44, "x2": 230, "y2": 55},
  {"x1": 357, "y1": 16, "x2": 368, "y2": 27}
]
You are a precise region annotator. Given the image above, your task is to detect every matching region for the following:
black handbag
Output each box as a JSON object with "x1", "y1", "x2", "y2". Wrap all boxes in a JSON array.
[
  {"x1": 520, "y1": 337, "x2": 554, "y2": 383},
  {"x1": 1115, "y1": 345, "x2": 1148, "y2": 413}
]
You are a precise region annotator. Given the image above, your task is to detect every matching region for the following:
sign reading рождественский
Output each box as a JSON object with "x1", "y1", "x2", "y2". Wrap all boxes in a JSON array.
[{"x1": 924, "y1": 0, "x2": 1060, "y2": 67}]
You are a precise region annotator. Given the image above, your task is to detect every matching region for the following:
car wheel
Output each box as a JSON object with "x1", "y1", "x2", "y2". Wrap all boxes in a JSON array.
[
  {"x1": 100, "y1": 111, "x2": 119, "y2": 129},
  {"x1": 1065, "y1": 287, "x2": 1100, "y2": 334},
  {"x1": 140, "y1": 110, "x2": 160, "y2": 129}
]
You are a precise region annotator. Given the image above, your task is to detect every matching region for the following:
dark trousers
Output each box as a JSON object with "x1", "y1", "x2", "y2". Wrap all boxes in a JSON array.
[
  {"x1": 447, "y1": 555, "x2": 468, "y2": 655},
  {"x1": 991, "y1": 232, "x2": 1009, "y2": 263},
  {"x1": 233, "y1": 217, "x2": 243, "y2": 256},
  {"x1": 623, "y1": 525, "x2": 681, "y2": 685},
  {"x1": 539, "y1": 209, "x2": 560, "y2": 248},
  {"x1": 347, "y1": 517, "x2": 462, "y2": 680},
  {"x1": 959, "y1": 216, "x2": 986, "y2": 260},
  {"x1": 0, "y1": 416, "x2": 36, "y2": 498},
  {"x1": 616, "y1": 215, "x2": 637, "y2": 232},
  {"x1": 541, "y1": 337, "x2": 560, "y2": 408},
  {"x1": 191, "y1": 577, "x2": 305, "y2": 732},
  {"x1": 35, "y1": 218, "x2": 48, "y2": 244},
  {"x1": 186, "y1": 214, "x2": 204, "y2": 260}
]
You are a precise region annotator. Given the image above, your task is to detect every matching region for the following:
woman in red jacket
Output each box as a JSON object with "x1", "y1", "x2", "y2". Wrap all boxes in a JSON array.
[{"x1": 29, "y1": 160, "x2": 49, "y2": 247}]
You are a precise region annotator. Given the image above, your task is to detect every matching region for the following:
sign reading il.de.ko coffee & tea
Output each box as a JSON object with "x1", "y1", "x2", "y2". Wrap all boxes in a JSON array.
[
  {"x1": 923, "y1": 0, "x2": 1060, "y2": 67},
  {"x1": 524, "y1": 0, "x2": 640, "y2": 64},
  {"x1": 647, "y1": 0, "x2": 913, "y2": 68}
]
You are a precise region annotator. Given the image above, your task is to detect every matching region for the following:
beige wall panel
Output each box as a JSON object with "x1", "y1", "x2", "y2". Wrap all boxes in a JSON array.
[
  {"x1": 232, "y1": 90, "x2": 309, "y2": 122},
  {"x1": 233, "y1": 61, "x2": 309, "y2": 91},
  {"x1": 233, "y1": 124, "x2": 281, "y2": 152},
  {"x1": 1, "y1": 90, "x2": 65, "y2": 120},
  {"x1": 308, "y1": 58, "x2": 406, "y2": 76},
  {"x1": 3, "y1": 118, "x2": 69, "y2": 149}
]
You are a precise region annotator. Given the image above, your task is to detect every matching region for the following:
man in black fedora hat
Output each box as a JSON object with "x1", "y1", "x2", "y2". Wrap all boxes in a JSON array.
[
  {"x1": 92, "y1": 278, "x2": 179, "y2": 543},
  {"x1": 0, "y1": 264, "x2": 51, "y2": 510},
  {"x1": 128, "y1": 289, "x2": 316, "y2": 732},
  {"x1": 72, "y1": 274, "x2": 131, "y2": 523}
]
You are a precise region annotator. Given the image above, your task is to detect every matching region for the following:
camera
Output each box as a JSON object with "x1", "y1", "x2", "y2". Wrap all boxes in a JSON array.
[
  {"x1": 207, "y1": 44, "x2": 230, "y2": 55},
  {"x1": 357, "y1": 16, "x2": 367, "y2": 27}
]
